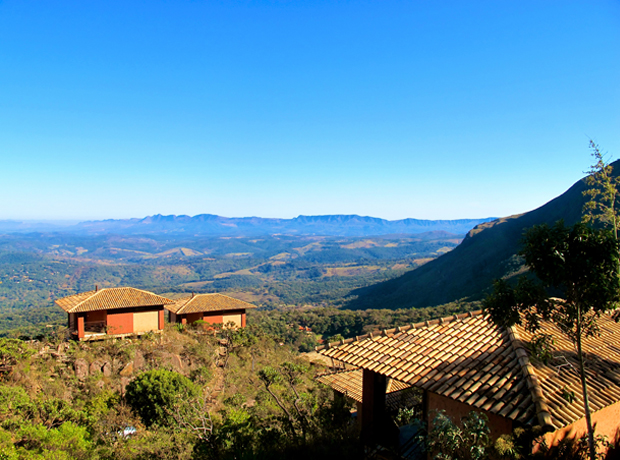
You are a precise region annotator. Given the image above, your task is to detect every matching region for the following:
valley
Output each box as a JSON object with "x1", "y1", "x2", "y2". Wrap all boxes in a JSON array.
[{"x1": 0, "y1": 230, "x2": 465, "y2": 338}]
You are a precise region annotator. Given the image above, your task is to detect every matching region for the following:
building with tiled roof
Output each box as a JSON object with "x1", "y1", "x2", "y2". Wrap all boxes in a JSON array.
[
  {"x1": 55, "y1": 287, "x2": 174, "y2": 341},
  {"x1": 317, "y1": 310, "x2": 620, "y2": 448},
  {"x1": 167, "y1": 293, "x2": 256, "y2": 328},
  {"x1": 318, "y1": 368, "x2": 419, "y2": 412}
]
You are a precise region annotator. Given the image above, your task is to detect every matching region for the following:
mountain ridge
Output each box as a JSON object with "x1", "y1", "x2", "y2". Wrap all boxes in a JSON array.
[
  {"x1": 346, "y1": 161, "x2": 620, "y2": 310},
  {"x1": 0, "y1": 214, "x2": 495, "y2": 238}
]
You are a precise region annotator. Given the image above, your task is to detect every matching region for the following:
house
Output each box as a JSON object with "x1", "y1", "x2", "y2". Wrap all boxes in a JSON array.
[
  {"x1": 55, "y1": 287, "x2": 174, "y2": 341},
  {"x1": 166, "y1": 293, "x2": 256, "y2": 327},
  {"x1": 317, "y1": 310, "x2": 620, "y2": 450},
  {"x1": 318, "y1": 368, "x2": 420, "y2": 414}
]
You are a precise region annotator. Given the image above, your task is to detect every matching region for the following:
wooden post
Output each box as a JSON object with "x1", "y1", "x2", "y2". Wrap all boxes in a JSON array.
[
  {"x1": 77, "y1": 315, "x2": 85, "y2": 340},
  {"x1": 361, "y1": 369, "x2": 387, "y2": 441}
]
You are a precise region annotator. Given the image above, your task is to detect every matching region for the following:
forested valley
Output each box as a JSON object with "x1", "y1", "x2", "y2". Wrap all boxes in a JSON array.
[
  {"x1": 0, "y1": 231, "x2": 463, "y2": 338},
  {"x1": 0, "y1": 230, "x2": 482, "y2": 459}
]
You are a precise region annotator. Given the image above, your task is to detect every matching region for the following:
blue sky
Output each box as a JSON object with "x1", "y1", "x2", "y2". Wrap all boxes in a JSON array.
[{"x1": 0, "y1": 0, "x2": 618, "y2": 221}]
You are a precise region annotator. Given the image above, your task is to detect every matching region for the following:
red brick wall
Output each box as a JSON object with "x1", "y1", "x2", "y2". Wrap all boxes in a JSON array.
[
  {"x1": 107, "y1": 311, "x2": 134, "y2": 335},
  {"x1": 426, "y1": 391, "x2": 513, "y2": 440},
  {"x1": 201, "y1": 312, "x2": 224, "y2": 324}
]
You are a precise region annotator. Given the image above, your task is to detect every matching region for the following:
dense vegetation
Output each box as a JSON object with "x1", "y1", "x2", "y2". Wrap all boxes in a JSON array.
[
  {"x1": 248, "y1": 300, "x2": 479, "y2": 352},
  {"x1": 0, "y1": 328, "x2": 362, "y2": 460},
  {"x1": 0, "y1": 232, "x2": 462, "y2": 338}
]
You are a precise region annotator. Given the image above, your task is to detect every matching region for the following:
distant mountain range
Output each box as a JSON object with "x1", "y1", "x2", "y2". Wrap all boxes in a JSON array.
[
  {"x1": 0, "y1": 214, "x2": 495, "y2": 238},
  {"x1": 346, "y1": 161, "x2": 620, "y2": 310}
]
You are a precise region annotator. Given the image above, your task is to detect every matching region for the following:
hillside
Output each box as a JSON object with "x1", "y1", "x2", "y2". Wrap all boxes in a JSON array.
[
  {"x1": 0, "y1": 327, "x2": 363, "y2": 459},
  {"x1": 345, "y1": 163, "x2": 617, "y2": 310}
]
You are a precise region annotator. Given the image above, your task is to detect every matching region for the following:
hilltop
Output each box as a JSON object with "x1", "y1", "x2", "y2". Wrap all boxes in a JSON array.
[{"x1": 345, "y1": 161, "x2": 620, "y2": 310}]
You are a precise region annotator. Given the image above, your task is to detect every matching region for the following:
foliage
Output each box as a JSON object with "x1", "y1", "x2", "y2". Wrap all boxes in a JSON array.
[
  {"x1": 484, "y1": 221, "x2": 620, "y2": 460},
  {"x1": 0, "y1": 325, "x2": 365, "y2": 460},
  {"x1": 427, "y1": 410, "x2": 491, "y2": 460},
  {"x1": 527, "y1": 334, "x2": 555, "y2": 365},
  {"x1": 249, "y1": 300, "x2": 479, "y2": 352},
  {"x1": 583, "y1": 141, "x2": 620, "y2": 240},
  {"x1": 535, "y1": 433, "x2": 613, "y2": 460},
  {"x1": 394, "y1": 406, "x2": 418, "y2": 427},
  {"x1": 125, "y1": 369, "x2": 197, "y2": 427},
  {"x1": 0, "y1": 339, "x2": 33, "y2": 367}
]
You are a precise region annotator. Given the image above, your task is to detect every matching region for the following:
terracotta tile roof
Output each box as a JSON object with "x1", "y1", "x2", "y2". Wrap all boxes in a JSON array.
[
  {"x1": 317, "y1": 311, "x2": 559, "y2": 430},
  {"x1": 514, "y1": 315, "x2": 620, "y2": 429},
  {"x1": 55, "y1": 287, "x2": 174, "y2": 313},
  {"x1": 167, "y1": 293, "x2": 257, "y2": 315},
  {"x1": 317, "y1": 368, "x2": 419, "y2": 410}
]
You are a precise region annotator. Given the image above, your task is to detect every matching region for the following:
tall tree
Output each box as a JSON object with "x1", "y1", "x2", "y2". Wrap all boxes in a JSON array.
[
  {"x1": 484, "y1": 221, "x2": 620, "y2": 460},
  {"x1": 583, "y1": 140, "x2": 620, "y2": 241}
]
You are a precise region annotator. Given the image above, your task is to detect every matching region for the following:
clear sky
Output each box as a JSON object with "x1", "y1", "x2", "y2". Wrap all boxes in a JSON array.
[{"x1": 0, "y1": 0, "x2": 618, "y2": 221}]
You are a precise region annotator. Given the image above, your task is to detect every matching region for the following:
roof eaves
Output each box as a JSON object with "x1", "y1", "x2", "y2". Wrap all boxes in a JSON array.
[
  {"x1": 174, "y1": 295, "x2": 195, "y2": 315},
  {"x1": 131, "y1": 287, "x2": 175, "y2": 305}
]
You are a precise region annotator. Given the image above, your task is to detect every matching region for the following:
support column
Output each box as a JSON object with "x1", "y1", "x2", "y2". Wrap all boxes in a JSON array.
[
  {"x1": 77, "y1": 315, "x2": 85, "y2": 340},
  {"x1": 241, "y1": 312, "x2": 247, "y2": 327},
  {"x1": 361, "y1": 369, "x2": 387, "y2": 440},
  {"x1": 158, "y1": 309, "x2": 165, "y2": 330}
]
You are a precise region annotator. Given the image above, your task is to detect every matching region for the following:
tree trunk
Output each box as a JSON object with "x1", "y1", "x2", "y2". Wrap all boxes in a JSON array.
[{"x1": 576, "y1": 309, "x2": 596, "y2": 460}]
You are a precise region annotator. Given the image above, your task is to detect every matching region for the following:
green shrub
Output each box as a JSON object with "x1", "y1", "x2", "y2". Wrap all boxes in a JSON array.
[{"x1": 125, "y1": 369, "x2": 197, "y2": 427}]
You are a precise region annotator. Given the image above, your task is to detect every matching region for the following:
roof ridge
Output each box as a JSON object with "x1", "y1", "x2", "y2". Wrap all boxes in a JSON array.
[
  {"x1": 205, "y1": 292, "x2": 257, "y2": 305},
  {"x1": 172, "y1": 292, "x2": 256, "y2": 315},
  {"x1": 175, "y1": 294, "x2": 197, "y2": 315},
  {"x1": 506, "y1": 325, "x2": 555, "y2": 432},
  {"x1": 315, "y1": 309, "x2": 485, "y2": 352},
  {"x1": 128, "y1": 286, "x2": 175, "y2": 304},
  {"x1": 60, "y1": 286, "x2": 174, "y2": 313}
]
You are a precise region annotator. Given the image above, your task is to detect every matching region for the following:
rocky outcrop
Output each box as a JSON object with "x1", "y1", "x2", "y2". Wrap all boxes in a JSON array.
[
  {"x1": 120, "y1": 362, "x2": 134, "y2": 376},
  {"x1": 133, "y1": 350, "x2": 145, "y2": 370},
  {"x1": 74, "y1": 358, "x2": 89, "y2": 381},
  {"x1": 89, "y1": 360, "x2": 103, "y2": 374}
]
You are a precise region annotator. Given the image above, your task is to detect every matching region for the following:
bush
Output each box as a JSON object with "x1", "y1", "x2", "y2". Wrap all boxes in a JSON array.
[{"x1": 125, "y1": 369, "x2": 197, "y2": 427}]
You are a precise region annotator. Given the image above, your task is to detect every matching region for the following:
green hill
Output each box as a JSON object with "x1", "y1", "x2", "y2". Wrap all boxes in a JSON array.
[{"x1": 345, "y1": 162, "x2": 617, "y2": 310}]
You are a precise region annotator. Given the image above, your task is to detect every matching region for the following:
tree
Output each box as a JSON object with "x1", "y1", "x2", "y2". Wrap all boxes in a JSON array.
[
  {"x1": 484, "y1": 221, "x2": 620, "y2": 460},
  {"x1": 583, "y1": 140, "x2": 620, "y2": 241},
  {"x1": 125, "y1": 369, "x2": 197, "y2": 427},
  {"x1": 426, "y1": 410, "x2": 491, "y2": 460}
]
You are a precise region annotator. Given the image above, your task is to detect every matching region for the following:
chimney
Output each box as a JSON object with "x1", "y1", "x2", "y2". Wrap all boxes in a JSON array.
[{"x1": 96, "y1": 285, "x2": 98, "y2": 292}]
